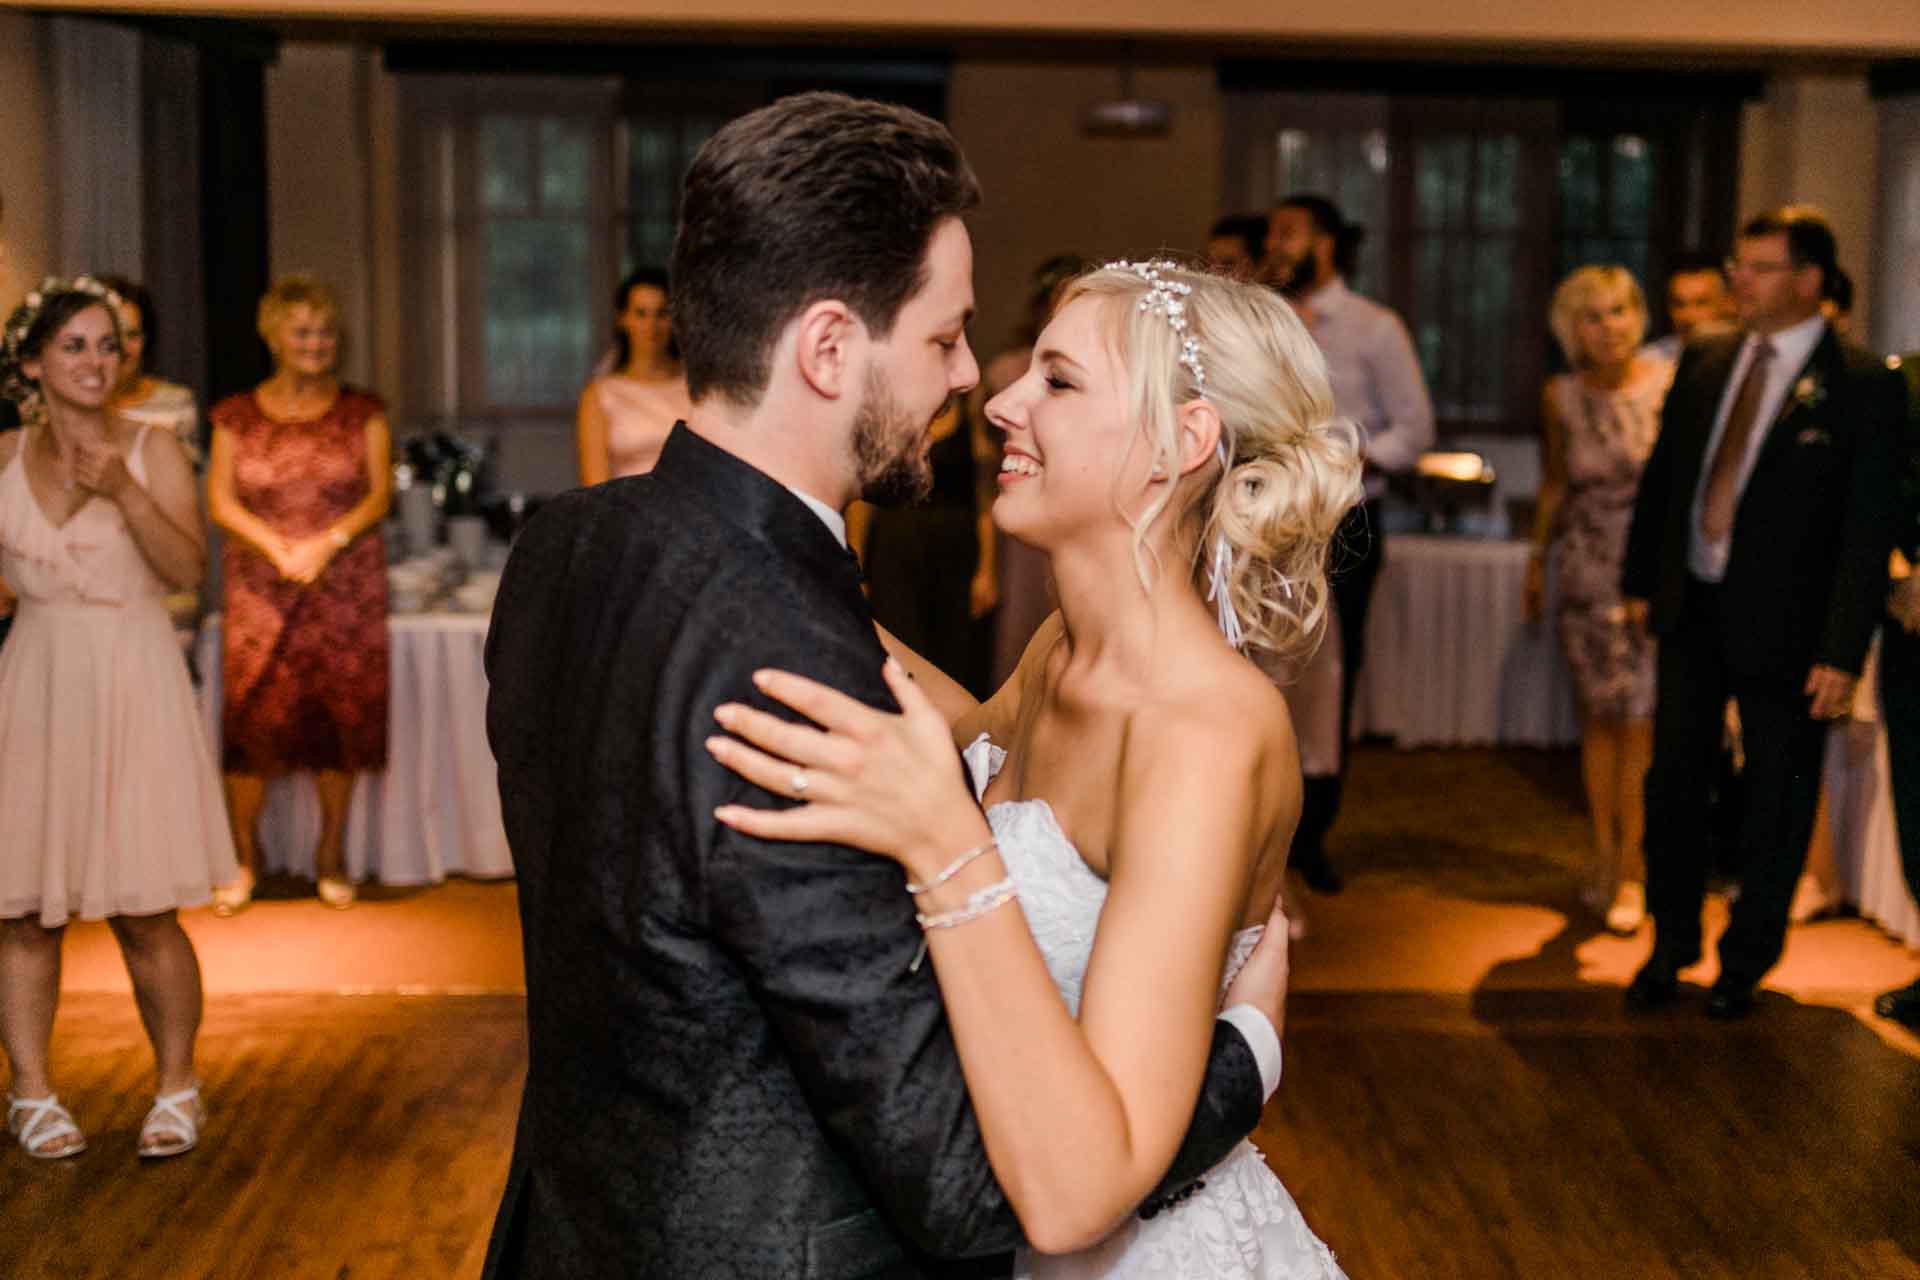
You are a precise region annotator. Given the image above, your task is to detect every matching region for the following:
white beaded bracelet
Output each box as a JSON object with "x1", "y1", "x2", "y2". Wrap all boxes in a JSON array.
[
  {"x1": 908, "y1": 876, "x2": 1019, "y2": 972},
  {"x1": 904, "y1": 837, "x2": 998, "y2": 896}
]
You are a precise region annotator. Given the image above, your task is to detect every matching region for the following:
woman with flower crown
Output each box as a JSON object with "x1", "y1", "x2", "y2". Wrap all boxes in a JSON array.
[
  {"x1": 705, "y1": 261, "x2": 1355, "y2": 1276},
  {"x1": 0, "y1": 278, "x2": 236, "y2": 1161}
]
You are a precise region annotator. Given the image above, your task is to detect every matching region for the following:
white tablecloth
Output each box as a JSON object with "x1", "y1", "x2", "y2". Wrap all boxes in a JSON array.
[
  {"x1": 1824, "y1": 647, "x2": 1920, "y2": 947},
  {"x1": 195, "y1": 612, "x2": 511, "y2": 885},
  {"x1": 1351, "y1": 535, "x2": 1580, "y2": 748}
]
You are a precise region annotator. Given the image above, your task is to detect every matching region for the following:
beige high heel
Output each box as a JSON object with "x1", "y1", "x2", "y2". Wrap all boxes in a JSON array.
[
  {"x1": 316, "y1": 875, "x2": 357, "y2": 909},
  {"x1": 212, "y1": 866, "x2": 256, "y2": 917}
]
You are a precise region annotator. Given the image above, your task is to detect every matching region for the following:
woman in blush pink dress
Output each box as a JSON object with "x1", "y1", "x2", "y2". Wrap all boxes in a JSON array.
[
  {"x1": 0, "y1": 278, "x2": 235, "y2": 1161},
  {"x1": 576, "y1": 268, "x2": 692, "y2": 484}
]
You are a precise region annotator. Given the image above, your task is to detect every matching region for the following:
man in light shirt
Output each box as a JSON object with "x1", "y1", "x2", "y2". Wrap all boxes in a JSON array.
[
  {"x1": 1263, "y1": 194, "x2": 1435, "y2": 894},
  {"x1": 1620, "y1": 205, "x2": 1903, "y2": 1020}
]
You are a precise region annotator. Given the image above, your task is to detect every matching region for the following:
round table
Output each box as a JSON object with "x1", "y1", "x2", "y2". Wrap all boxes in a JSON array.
[
  {"x1": 1351, "y1": 535, "x2": 1580, "y2": 748},
  {"x1": 195, "y1": 612, "x2": 511, "y2": 885}
]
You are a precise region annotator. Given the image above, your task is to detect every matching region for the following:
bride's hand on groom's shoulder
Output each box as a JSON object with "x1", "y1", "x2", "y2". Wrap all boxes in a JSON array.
[
  {"x1": 707, "y1": 658, "x2": 991, "y2": 875},
  {"x1": 1222, "y1": 898, "x2": 1292, "y2": 1037}
]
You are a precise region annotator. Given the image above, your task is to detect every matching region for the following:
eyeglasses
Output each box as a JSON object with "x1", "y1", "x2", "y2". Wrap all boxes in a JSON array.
[{"x1": 1724, "y1": 257, "x2": 1797, "y2": 278}]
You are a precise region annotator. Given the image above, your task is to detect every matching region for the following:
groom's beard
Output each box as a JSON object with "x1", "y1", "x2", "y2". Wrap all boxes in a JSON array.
[{"x1": 853, "y1": 368, "x2": 938, "y2": 509}]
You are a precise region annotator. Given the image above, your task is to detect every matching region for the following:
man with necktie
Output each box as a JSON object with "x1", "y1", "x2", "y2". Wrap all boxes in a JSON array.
[{"x1": 1620, "y1": 205, "x2": 1904, "y2": 1019}]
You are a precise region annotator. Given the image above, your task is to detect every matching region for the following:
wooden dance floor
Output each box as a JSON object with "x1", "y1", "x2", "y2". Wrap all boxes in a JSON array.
[{"x1": 6, "y1": 748, "x2": 1917, "y2": 1278}]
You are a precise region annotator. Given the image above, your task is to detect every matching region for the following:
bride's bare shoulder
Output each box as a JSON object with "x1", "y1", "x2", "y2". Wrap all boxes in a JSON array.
[{"x1": 1130, "y1": 649, "x2": 1297, "y2": 787}]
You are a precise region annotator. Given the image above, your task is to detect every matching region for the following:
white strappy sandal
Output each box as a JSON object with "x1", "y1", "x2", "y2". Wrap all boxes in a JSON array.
[
  {"x1": 7, "y1": 1094, "x2": 88, "y2": 1159},
  {"x1": 137, "y1": 1085, "x2": 204, "y2": 1160}
]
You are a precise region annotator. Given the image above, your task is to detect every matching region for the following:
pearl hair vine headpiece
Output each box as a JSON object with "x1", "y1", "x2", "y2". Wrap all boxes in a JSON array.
[{"x1": 1107, "y1": 260, "x2": 1206, "y2": 392}]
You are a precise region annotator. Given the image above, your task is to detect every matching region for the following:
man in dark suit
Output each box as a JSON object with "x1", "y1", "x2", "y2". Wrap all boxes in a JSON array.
[
  {"x1": 481, "y1": 93, "x2": 1285, "y2": 1279},
  {"x1": 1621, "y1": 205, "x2": 1905, "y2": 1019},
  {"x1": 1875, "y1": 352, "x2": 1920, "y2": 1030}
]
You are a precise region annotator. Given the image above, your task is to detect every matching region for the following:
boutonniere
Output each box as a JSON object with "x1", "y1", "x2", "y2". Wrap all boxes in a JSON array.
[
  {"x1": 1796, "y1": 427, "x2": 1832, "y2": 447},
  {"x1": 1792, "y1": 375, "x2": 1826, "y2": 411}
]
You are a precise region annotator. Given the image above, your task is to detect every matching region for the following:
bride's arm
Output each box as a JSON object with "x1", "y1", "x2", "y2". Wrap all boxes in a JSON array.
[
  {"x1": 709, "y1": 663, "x2": 1292, "y2": 1254},
  {"x1": 915, "y1": 710, "x2": 1286, "y2": 1252}
]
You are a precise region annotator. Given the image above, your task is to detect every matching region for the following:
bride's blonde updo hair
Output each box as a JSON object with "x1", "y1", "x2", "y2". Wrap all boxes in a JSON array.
[{"x1": 1053, "y1": 261, "x2": 1363, "y2": 670}]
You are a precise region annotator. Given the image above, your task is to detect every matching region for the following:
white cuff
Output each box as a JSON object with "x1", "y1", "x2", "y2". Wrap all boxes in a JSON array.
[{"x1": 1217, "y1": 1004, "x2": 1283, "y2": 1101}]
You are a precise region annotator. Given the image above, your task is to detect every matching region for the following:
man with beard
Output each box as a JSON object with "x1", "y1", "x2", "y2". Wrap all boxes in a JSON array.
[
  {"x1": 1262, "y1": 194, "x2": 1434, "y2": 894},
  {"x1": 479, "y1": 92, "x2": 1286, "y2": 1280}
]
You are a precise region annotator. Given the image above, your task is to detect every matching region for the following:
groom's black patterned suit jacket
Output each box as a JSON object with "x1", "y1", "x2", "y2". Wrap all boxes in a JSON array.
[{"x1": 481, "y1": 425, "x2": 1265, "y2": 1279}]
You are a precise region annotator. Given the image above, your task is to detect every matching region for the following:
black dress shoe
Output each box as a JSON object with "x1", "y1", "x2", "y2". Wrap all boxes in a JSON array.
[
  {"x1": 1873, "y1": 979, "x2": 1920, "y2": 1029},
  {"x1": 1292, "y1": 848, "x2": 1345, "y2": 896},
  {"x1": 1704, "y1": 981, "x2": 1756, "y2": 1020},
  {"x1": 1624, "y1": 961, "x2": 1680, "y2": 1011}
]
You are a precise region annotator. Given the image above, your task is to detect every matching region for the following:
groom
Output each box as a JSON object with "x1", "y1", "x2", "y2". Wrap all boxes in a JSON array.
[{"x1": 482, "y1": 93, "x2": 1286, "y2": 1278}]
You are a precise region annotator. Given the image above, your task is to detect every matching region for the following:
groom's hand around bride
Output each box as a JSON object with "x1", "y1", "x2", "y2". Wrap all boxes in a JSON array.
[
  {"x1": 1223, "y1": 898, "x2": 1291, "y2": 1039},
  {"x1": 707, "y1": 658, "x2": 994, "y2": 884}
]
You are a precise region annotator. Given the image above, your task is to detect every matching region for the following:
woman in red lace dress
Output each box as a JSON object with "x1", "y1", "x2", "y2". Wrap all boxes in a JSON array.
[{"x1": 207, "y1": 276, "x2": 391, "y2": 912}]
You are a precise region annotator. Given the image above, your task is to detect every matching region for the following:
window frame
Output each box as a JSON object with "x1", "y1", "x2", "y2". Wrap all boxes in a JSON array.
[
  {"x1": 1222, "y1": 69, "x2": 1747, "y2": 436},
  {"x1": 398, "y1": 74, "x2": 621, "y2": 429}
]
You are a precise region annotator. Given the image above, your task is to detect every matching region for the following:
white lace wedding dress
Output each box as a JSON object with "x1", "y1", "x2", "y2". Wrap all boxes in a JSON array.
[{"x1": 963, "y1": 736, "x2": 1347, "y2": 1280}]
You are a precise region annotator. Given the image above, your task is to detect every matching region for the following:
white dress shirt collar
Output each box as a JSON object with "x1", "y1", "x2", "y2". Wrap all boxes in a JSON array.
[
  {"x1": 785, "y1": 484, "x2": 849, "y2": 549},
  {"x1": 1745, "y1": 311, "x2": 1827, "y2": 379}
]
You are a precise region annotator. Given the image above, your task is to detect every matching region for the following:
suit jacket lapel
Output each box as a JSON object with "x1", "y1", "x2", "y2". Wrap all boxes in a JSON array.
[
  {"x1": 653, "y1": 423, "x2": 869, "y2": 617},
  {"x1": 1748, "y1": 326, "x2": 1842, "y2": 480}
]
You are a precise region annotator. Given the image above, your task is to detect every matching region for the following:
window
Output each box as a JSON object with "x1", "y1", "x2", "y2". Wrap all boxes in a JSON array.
[
  {"x1": 1555, "y1": 133, "x2": 1660, "y2": 289},
  {"x1": 1405, "y1": 132, "x2": 1533, "y2": 423},
  {"x1": 1223, "y1": 74, "x2": 1742, "y2": 433},
  {"x1": 475, "y1": 112, "x2": 599, "y2": 408},
  {"x1": 398, "y1": 77, "x2": 733, "y2": 426},
  {"x1": 619, "y1": 112, "x2": 727, "y2": 273},
  {"x1": 399, "y1": 77, "x2": 618, "y2": 425},
  {"x1": 395, "y1": 59, "x2": 945, "y2": 432}
]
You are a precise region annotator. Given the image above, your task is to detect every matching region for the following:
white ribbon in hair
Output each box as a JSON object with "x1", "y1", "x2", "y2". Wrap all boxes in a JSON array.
[{"x1": 1206, "y1": 440, "x2": 1245, "y2": 649}]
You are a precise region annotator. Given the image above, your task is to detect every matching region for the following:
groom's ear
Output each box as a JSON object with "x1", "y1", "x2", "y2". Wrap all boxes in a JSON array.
[
  {"x1": 791, "y1": 300, "x2": 861, "y2": 401},
  {"x1": 1173, "y1": 399, "x2": 1225, "y2": 477}
]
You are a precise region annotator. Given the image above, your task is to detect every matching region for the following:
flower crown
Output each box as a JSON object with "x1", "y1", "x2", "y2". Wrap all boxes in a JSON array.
[{"x1": 0, "y1": 275, "x2": 123, "y2": 409}]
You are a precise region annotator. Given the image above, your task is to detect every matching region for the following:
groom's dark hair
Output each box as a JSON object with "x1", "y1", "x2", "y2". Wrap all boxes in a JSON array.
[{"x1": 670, "y1": 91, "x2": 981, "y2": 407}]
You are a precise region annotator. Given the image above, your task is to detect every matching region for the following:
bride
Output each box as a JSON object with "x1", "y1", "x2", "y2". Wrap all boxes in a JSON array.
[{"x1": 706, "y1": 260, "x2": 1358, "y2": 1277}]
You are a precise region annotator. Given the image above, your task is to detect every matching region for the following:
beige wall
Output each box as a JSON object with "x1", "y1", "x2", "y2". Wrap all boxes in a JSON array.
[
  {"x1": 0, "y1": 12, "x2": 54, "y2": 312},
  {"x1": 1736, "y1": 72, "x2": 1880, "y2": 344},
  {"x1": 23, "y1": 0, "x2": 1920, "y2": 57},
  {"x1": 266, "y1": 42, "x2": 384, "y2": 387},
  {"x1": 950, "y1": 58, "x2": 1222, "y2": 361},
  {"x1": 1875, "y1": 97, "x2": 1920, "y2": 354}
]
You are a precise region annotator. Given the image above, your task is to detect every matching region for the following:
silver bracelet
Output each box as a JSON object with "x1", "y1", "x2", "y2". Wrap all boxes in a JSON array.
[
  {"x1": 904, "y1": 837, "x2": 998, "y2": 896},
  {"x1": 908, "y1": 877, "x2": 1019, "y2": 973}
]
